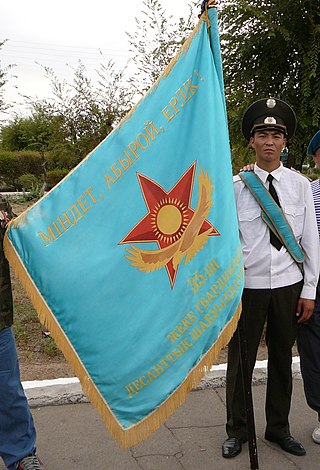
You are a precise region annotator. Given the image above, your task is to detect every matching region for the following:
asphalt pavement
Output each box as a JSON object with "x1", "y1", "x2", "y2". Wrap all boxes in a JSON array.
[{"x1": 1, "y1": 366, "x2": 319, "y2": 470}]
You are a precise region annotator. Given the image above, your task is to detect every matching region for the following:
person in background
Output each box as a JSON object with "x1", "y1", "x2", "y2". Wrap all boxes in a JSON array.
[
  {"x1": 0, "y1": 195, "x2": 45, "y2": 470},
  {"x1": 222, "y1": 98, "x2": 319, "y2": 459},
  {"x1": 297, "y1": 130, "x2": 320, "y2": 445}
]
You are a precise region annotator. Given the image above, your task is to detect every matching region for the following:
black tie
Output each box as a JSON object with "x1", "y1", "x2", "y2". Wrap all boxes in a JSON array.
[{"x1": 267, "y1": 174, "x2": 283, "y2": 250}]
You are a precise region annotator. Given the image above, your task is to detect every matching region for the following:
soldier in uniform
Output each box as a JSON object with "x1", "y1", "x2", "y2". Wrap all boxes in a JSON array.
[
  {"x1": 222, "y1": 98, "x2": 319, "y2": 459},
  {"x1": 297, "y1": 130, "x2": 320, "y2": 445},
  {"x1": 0, "y1": 196, "x2": 45, "y2": 470}
]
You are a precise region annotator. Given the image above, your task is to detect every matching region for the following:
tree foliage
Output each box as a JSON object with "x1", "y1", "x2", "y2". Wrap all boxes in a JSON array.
[
  {"x1": 126, "y1": 0, "x2": 198, "y2": 96},
  {"x1": 1, "y1": 1, "x2": 199, "y2": 189},
  {"x1": 3, "y1": 1, "x2": 320, "y2": 181},
  {"x1": 0, "y1": 40, "x2": 15, "y2": 115},
  {"x1": 0, "y1": 60, "x2": 134, "y2": 190},
  {"x1": 0, "y1": 151, "x2": 43, "y2": 190},
  {"x1": 21, "y1": 61, "x2": 134, "y2": 165},
  {"x1": 0, "y1": 40, "x2": 8, "y2": 113},
  {"x1": 219, "y1": 0, "x2": 320, "y2": 170}
]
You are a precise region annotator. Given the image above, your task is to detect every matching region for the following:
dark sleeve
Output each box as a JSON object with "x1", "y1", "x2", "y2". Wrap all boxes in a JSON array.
[{"x1": 0, "y1": 196, "x2": 14, "y2": 330}]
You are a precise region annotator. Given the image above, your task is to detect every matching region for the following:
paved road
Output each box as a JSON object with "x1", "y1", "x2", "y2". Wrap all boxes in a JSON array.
[{"x1": 1, "y1": 378, "x2": 319, "y2": 470}]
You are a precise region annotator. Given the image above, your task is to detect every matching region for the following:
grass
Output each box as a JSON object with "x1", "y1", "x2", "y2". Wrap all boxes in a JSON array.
[
  {"x1": 12, "y1": 275, "x2": 61, "y2": 361},
  {"x1": 7, "y1": 198, "x2": 282, "y2": 373},
  {"x1": 9, "y1": 198, "x2": 63, "y2": 364}
]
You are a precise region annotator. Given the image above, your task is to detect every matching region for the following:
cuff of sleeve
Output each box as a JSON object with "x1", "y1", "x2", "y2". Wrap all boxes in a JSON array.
[{"x1": 300, "y1": 285, "x2": 317, "y2": 300}]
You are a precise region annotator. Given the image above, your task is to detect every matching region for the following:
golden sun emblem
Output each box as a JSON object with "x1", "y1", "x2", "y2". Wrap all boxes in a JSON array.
[
  {"x1": 150, "y1": 197, "x2": 189, "y2": 244},
  {"x1": 120, "y1": 162, "x2": 220, "y2": 287}
]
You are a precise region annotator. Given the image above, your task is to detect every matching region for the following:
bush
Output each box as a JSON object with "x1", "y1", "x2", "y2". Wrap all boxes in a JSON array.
[
  {"x1": 18, "y1": 173, "x2": 39, "y2": 191},
  {"x1": 0, "y1": 151, "x2": 44, "y2": 190},
  {"x1": 0, "y1": 151, "x2": 21, "y2": 189},
  {"x1": 46, "y1": 168, "x2": 69, "y2": 189},
  {"x1": 307, "y1": 173, "x2": 320, "y2": 181},
  {"x1": 45, "y1": 149, "x2": 78, "y2": 171},
  {"x1": 16, "y1": 151, "x2": 44, "y2": 177}
]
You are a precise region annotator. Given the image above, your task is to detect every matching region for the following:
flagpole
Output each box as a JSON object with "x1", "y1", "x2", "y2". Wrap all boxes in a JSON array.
[
  {"x1": 199, "y1": 0, "x2": 218, "y2": 17},
  {"x1": 206, "y1": 0, "x2": 218, "y2": 7},
  {"x1": 238, "y1": 315, "x2": 259, "y2": 469},
  {"x1": 199, "y1": 2, "x2": 258, "y2": 466}
]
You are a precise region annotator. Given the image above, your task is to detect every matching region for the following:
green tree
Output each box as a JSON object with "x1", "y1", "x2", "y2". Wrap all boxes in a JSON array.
[
  {"x1": 1, "y1": 111, "x2": 66, "y2": 192},
  {"x1": 0, "y1": 151, "x2": 43, "y2": 190},
  {"x1": 1, "y1": 2, "x2": 203, "y2": 190},
  {"x1": 0, "y1": 40, "x2": 8, "y2": 113},
  {"x1": 0, "y1": 40, "x2": 15, "y2": 115},
  {"x1": 1, "y1": 113, "x2": 59, "y2": 152},
  {"x1": 0, "y1": 151, "x2": 20, "y2": 188},
  {"x1": 33, "y1": 60, "x2": 134, "y2": 163},
  {"x1": 1, "y1": 60, "x2": 134, "y2": 177},
  {"x1": 219, "y1": 0, "x2": 320, "y2": 170},
  {"x1": 126, "y1": 0, "x2": 198, "y2": 96}
]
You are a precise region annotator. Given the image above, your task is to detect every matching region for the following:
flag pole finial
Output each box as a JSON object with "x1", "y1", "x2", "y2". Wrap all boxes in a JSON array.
[{"x1": 199, "y1": 0, "x2": 218, "y2": 19}]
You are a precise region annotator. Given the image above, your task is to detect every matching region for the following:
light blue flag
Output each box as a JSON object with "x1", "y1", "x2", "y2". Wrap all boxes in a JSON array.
[{"x1": 5, "y1": 8, "x2": 244, "y2": 447}]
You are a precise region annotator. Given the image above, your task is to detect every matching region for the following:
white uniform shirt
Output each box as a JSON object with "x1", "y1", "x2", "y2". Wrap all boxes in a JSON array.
[{"x1": 234, "y1": 163, "x2": 319, "y2": 299}]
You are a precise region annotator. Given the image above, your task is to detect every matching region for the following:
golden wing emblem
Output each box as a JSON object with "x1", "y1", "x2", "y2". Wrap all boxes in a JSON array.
[
  {"x1": 172, "y1": 168, "x2": 213, "y2": 269},
  {"x1": 126, "y1": 167, "x2": 215, "y2": 272},
  {"x1": 126, "y1": 239, "x2": 180, "y2": 272}
]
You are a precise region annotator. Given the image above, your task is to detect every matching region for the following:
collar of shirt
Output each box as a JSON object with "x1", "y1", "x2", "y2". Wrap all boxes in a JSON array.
[{"x1": 254, "y1": 162, "x2": 283, "y2": 184}]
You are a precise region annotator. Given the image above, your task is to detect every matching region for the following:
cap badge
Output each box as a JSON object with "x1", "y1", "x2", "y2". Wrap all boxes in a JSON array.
[
  {"x1": 264, "y1": 116, "x2": 277, "y2": 124},
  {"x1": 266, "y1": 98, "x2": 276, "y2": 108}
]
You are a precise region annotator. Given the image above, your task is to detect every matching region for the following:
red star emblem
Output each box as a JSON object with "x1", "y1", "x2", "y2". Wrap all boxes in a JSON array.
[{"x1": 120, "y1": 162, "x2": 219, "y2": 286}]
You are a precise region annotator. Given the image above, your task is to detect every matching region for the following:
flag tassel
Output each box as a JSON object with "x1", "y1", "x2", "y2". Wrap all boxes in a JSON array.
[{"x1": 4, "y1": 231, "x2": 241, "y2": 448}]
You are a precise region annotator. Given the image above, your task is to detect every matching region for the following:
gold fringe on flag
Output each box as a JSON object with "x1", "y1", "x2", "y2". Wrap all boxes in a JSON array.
[
  {"x1": 3, "y1": 4, "x2": 241, "y2": 448},
  {"x1": 4, "y1": 224, "x2": 241, "y2": 448}
]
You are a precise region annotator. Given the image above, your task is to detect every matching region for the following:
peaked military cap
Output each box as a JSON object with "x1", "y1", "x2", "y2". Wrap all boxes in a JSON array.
[
  {"x1": 242, "y1": 98, "x2": 297, "y2": 141},
  {"x1": 307, "y1": 130, "x2": 320, "y2": 156}
]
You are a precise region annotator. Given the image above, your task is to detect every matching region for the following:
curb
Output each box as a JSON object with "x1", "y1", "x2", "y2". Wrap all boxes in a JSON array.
[
  {"x1": 23, "y1": 357, "x2": 302, "y2": 408},
  {"x1": 197, "y1": 355, "x2": 301, "y2": 389},
  {"x1": 24, "y1": 377, "x2": 89, "y2": 408}
]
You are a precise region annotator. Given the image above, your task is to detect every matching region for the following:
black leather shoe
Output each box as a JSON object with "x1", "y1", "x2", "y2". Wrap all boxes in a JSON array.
[
  {"x1": 265, "y1": 435, "x2": 306, "y2": 456},
  {"x1": 222, "y1": 437, "x2": 243, "y2": 458}
]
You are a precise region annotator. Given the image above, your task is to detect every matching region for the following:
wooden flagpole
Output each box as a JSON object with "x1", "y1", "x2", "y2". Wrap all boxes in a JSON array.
[
  {"x1": 238, "y1": 315, "x2": 259, "y2": 469},
  {"x1": 199, "y1": 2, "x2": 258, "y2": 466}
]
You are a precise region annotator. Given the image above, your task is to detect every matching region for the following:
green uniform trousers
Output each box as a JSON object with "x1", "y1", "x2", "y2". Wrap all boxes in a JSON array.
[{"x1": 226, "y1": 281, "x2": 303, "y2": 441}]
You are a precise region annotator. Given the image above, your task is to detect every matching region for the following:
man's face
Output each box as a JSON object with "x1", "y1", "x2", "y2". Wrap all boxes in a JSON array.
[
  {"x1": 313, "y1": 148, "x2": 320, "y2": 169},
  {"x1": 249, "y1": 129, "x2": 286, "y2": 167}
]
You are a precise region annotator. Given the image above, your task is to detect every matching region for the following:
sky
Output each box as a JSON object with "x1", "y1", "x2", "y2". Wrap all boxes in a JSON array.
[{"x1": 1, "y1": 0, "x2": 199, "y2": 120}]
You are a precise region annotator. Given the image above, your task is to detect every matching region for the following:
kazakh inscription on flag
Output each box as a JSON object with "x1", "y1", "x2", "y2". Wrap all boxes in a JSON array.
[{"x1": 5, "y1": 9, "x2": 244, "y2": 447}]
